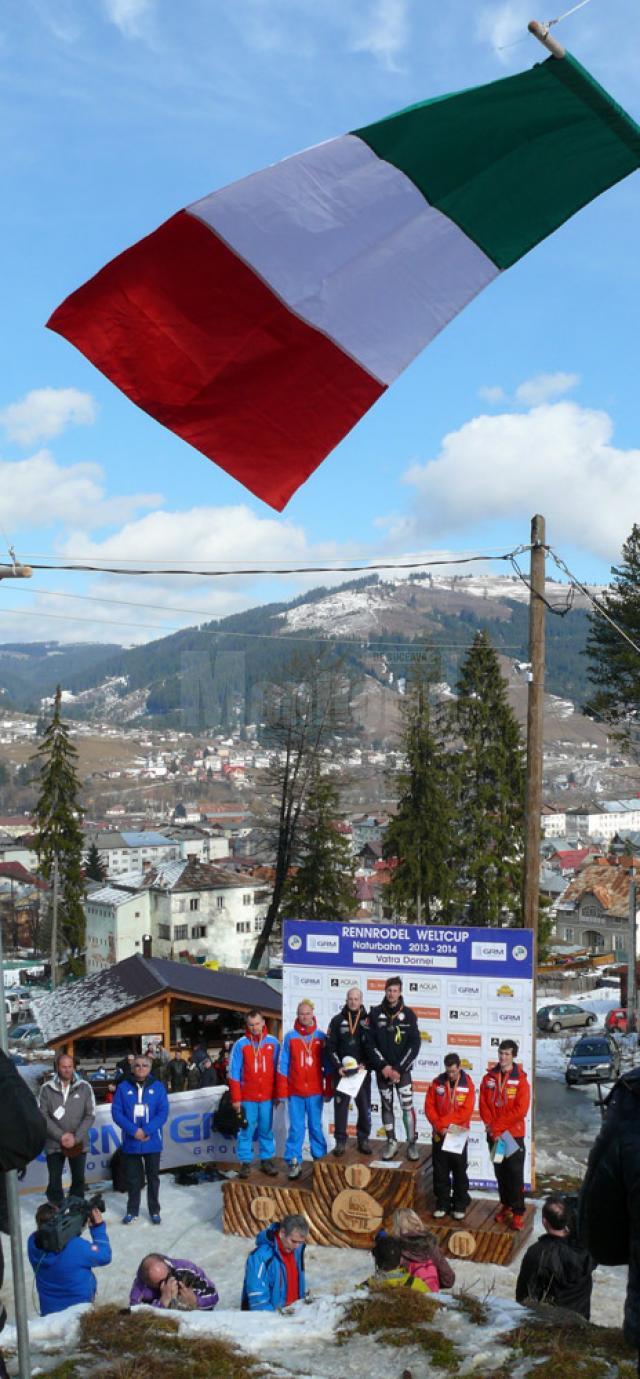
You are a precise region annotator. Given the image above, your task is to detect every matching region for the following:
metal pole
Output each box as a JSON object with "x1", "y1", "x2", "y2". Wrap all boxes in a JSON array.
[{"x1": 0, "y1": 922, "x2": 32, "y2": 1379}]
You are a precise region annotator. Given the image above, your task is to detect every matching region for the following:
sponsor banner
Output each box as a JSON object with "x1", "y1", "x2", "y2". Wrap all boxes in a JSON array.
[
  {"x1": 283, "y1": 919, "x2": 534, "y2": 1189},
  {"x1": 21, "y1": 1088, "x2": 287, "y2": 1193}
]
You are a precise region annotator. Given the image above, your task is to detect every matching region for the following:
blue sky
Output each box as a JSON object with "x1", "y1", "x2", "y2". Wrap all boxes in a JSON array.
[{"x1": 0, "y1": 0, "x2": 639, "y2": 645}]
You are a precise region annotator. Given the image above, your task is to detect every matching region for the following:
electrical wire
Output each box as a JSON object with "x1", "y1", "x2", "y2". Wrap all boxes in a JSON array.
[
  {"x1": 547, "y1": 548, "x2": 640, "y2": 659},
  {"x1": 22, "y1": 548, "x2": 531, "y2": 578}
]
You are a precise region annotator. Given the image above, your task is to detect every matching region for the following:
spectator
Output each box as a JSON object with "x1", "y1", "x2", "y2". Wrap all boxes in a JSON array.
[
  {"x1": 366, "y1": 1235, "x2": 430, "y2": 1292},
  {"x1": 38, "y1": 1054, "x2": 96, "y2": 1207},
  {"x1": 368, "y1": 976, "x2": 421, "y2": 1162},
  {"x1": 229, "y1": 1009, "x2": 279, "y2": 1180},
  {"x1": 111, "y1": 1054, "x2": 169, "y2": 1226},
  {"x1": 198, "y1": 1057, "x2": 219, "y2": 1089},
  {"x1": 578, "y1": 1065, "x2": 640, "y2": 1370},
  {"x1": 191, "y1": 1042, "x2": 209, "y2": 1067},
  {"x1": 516, "y1": 1195, "x2": 595, "y2": 1319},
  {"x1": 425, "y1": 1053, "x2": 475, "y2": 1221},
  {"x1": 276, "y1": 1001, "x2": 329, "y2": 1180},
  {"x1": 167, "y1": 1051, "x2": 188, "y2": 1094},
  {"x1": 115, "y1": 1053, "x2": 135, "y2": 1082},
  {"x1": 325, "y1": 986, "x2": 373, "y2": 1157},
  {"x1": 479, "y1": 1039, "x2": 531, "y2": 1231},
  {"x1": 242, "y1": 1215, "x2": 308, "y2": 1311},
  {"x1": 0, "y1": 1049, "x2": 47, "y2": 1376},
  {"x1": 28, "y1": 1201, "x2": 111, "y2": 1316},
  {"x1": 130, "y1": 1252, "x2": 219, "y2": 1310},
  {"x1": 213, "y1": 1042, "x2": 231, "y2": 1084},
  {"x1": 390, "y1": 1208, "x2": 455, "y2": 1290}
]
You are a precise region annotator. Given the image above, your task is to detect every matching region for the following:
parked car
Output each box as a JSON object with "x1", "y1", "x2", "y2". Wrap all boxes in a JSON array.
[
  {"x1": 605, "y1": 1007, "x2": 631, "y2": 1034},
  {"x1": 537, "y1": 1003, "x2": 598, "y2": 1033},
  {"x1": 9, "y1": 1022, "x2": 40, "y2": 1042},
  {"x1": 13, "y1": 1024, "x2": 44, "y2": 1048},
  {"x1": 565, "y1": 1032, "x2": 622, "y2": 1085}
]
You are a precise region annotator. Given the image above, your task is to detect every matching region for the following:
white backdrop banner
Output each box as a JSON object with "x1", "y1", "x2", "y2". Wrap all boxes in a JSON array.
[
  {"x1": 283, "y1": 919, "x2": 535, "y2": 1189},
  {"x1": 20, "y1": 1086, "x2": 286, "y2": 1193}
]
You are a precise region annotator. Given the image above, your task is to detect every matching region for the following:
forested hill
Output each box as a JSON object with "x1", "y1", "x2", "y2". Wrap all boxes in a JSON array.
[{"x1": 0, "y1": 573, "x2": 592, "y2": 729}]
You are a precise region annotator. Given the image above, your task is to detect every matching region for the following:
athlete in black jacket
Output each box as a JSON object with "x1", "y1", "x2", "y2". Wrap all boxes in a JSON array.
[
  {"x1": 516, "y1": 1195, "x2": 595, "y2": 1319},
  {"x1": 369, "y1": 976, "x2": 421, "y2": 1161},
  {"x1": 325, "y1": 987, "x2": 373, "y2": 1157}
]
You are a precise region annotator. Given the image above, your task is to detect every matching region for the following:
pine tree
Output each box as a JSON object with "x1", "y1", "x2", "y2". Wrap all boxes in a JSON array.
[
  {"x1": 585, "y1": 524, "x2": 640, "y2": 744},
  {"x1": 453, "y1": 632, "x2": 525, "y2": 925},
  {"x1": 383, "y1": 657, "x2": 455, "y2": 921},
  {"x1": 32, "y1": 687, "x2": 86, "y2": 979},
  {"x1": 281, "y1": 765, "x2": 357, "y2": 921},
  {"x1": 85, "y1": 841, "x2": 106, "y2": 883}
]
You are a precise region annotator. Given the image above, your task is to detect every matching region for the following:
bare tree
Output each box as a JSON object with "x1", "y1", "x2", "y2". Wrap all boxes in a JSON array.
[{"x1": 248, "y1": 657, "x2": 351, "y2": 971}]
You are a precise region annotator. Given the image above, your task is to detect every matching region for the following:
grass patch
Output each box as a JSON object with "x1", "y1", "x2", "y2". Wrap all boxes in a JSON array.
[
  {"x1": 452, "y1": 1289, "x2": 491, "y2": 1326},
  {"x1": 501, "y1": 1315, "x2": 637, "y2": 1379},
  {"x1": 72, "y1": 1306, "x2": 266, "y2": 1379},
  {"x1": 338, "y1": 1288, "x2": 459, "y2": 1372}
]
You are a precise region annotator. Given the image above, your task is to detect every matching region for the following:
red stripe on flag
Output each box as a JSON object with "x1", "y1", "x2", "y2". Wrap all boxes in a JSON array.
[{"x1": 47, "y1": 210, "x2": 385, "y2": 510}]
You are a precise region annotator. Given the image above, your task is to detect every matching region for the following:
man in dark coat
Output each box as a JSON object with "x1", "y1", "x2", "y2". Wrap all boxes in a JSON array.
[
  {"x1": 578, "y1": 1066, "x2": 640, "y2": 1371},
  {"x1": 325, "y1": 985, "x2": 373, "y2": 1156},
  {"x1": 516, "y1": 1194, "x2": 595, "y2": 1319},
  {"x1": 369, "y1": 975, "x2": 421, "y2": 1161}
]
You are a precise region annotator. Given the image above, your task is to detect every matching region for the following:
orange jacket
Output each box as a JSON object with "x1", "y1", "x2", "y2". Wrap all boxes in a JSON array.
[
  {"x1": 479, "y1": 1062, "x2": 530, "y2": 1139},
  {"x1": 425, "y1": 1069, "x2": 475, "y2": 1136}
]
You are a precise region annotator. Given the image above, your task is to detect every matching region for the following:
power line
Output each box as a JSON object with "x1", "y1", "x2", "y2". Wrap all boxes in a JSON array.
[
  {"x1": 547, "y1": 548, "x2": 640, "y2": 660},
  {"x1": 22, "y1": 546, "x2": 532, "y2": 578}
]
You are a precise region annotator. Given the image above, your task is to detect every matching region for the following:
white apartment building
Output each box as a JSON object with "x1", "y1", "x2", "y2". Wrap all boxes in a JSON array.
[
  {"x1": 84, "y1": 831, "x2": 181, "y2": 877},
  {"x1": 541, "y1": 806, "x2": 567, "y2": 839},
  {"x1": 565, "y1": 800, "x2": 640, "y2": 842},
  {"x1": 84, "y1": 857, "x2": 270, "y2": 972}
]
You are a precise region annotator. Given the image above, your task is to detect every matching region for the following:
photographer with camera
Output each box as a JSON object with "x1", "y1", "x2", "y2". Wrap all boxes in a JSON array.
[
  {"x1": 28, "y1": 1197, "x2": 111, "y2": 1316},
  {"x1": 39, "y1": 1053, "x2": 96, "y2": 1206},
  {"x1": 130, "y1": 1253, "x2": 219, "y2": 1310}
]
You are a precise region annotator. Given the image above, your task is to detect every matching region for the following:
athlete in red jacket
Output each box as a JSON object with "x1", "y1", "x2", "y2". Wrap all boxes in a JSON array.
[
  {"x1": 228, "y1": 1010, "x2": 280, "y2": 1180},
  {"x1": 479, "y1": 1039, "x2": 531, "y2": 1229},
  {"x1": 276, "y1": 1001, "x2": 330, "y2": 1179},
  {"x1": 425, "y1": 1053, "x2": 475, "y2": 1220}
]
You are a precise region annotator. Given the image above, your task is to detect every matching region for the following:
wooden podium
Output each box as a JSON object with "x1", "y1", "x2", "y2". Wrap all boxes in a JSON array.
[{"x1": 222, "y1": 1143, "x2": 534, "y2": 1263}]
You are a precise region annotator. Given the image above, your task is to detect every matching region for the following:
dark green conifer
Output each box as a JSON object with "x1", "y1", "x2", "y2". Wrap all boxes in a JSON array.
[
  {"x1": 585, "y1": 524, "x2": 640, "y2": 745},
  {"x1": 32, "y1": 686, "x2": 86, "y2": 978},
  {"x1": 281, "y1": 764, "x2": 357, "y2": 922}
]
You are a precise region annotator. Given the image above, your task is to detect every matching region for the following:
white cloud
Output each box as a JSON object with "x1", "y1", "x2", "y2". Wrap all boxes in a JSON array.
[
  {"x1": 477, "y1": 1, "x2": 531, "y2": 60},
  {"x1": 514, "y1": 372, "x2": 580, "y2": 407},
  {"x1": 61, "y1": 503, "x2": 310, "y2": 568},
  {"x1": 0, "y1": 388, "x2": 97, "y2": 446},
  {"x1": 102, "y1": 0, "x2": 152, "y2": 37},
  {"x1": 478, "y1": 385, "x2": 506, "y2": 405},
  {"x1": 352, "y1": 0, "x2": 409, "y2": 69},
  {"x1": 403, "y1": 399, "x2": 640, "y2": 561},
  {"x1": 0, "y1": 452, "x2": 160, "y2": 532}
]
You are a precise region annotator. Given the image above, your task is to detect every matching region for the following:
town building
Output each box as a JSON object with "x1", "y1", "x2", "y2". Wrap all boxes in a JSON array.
[
  {"x1": 553, "y1": 862, "x2": 639, "y2": 962},
  {"x1": 84, "y1": 856, "x2": 271, "y2": 973},
  {"x1": 84, "y1": 830, "x2": 181, "y2": 877},
  {"x1": 565, "y1": 800, "x2": 640, "y2": 842}
]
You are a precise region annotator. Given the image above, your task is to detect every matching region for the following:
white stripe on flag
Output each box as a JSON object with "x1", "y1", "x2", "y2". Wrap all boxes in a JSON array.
[{"x1": 187, "y1": 134, "x2": 499, "y2": 387}]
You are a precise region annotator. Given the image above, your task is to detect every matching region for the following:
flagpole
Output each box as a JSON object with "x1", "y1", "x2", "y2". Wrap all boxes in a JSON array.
[{"x1": 528, "y1": 19, "x2": 566, "y2": 58}]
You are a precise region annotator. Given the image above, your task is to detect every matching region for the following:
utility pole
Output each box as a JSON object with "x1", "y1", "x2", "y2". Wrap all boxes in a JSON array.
[
  {"x1": 0, "y1": 563, "x2": 32, "y2": 582},
  {"x1": 0, "y1": 920, "x2": 32, "y2": 1379},
  {"x1": 50, "y1": 855, "x2": 59, "y2": 989},
  {"x1": 523, "y1": 515, "x2": 546, "y2": 947}
]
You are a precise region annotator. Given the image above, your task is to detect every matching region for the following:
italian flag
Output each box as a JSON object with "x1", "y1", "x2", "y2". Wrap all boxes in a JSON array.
[{"x1": 48, "y1": 53, "x2": 639, "y2": 511}]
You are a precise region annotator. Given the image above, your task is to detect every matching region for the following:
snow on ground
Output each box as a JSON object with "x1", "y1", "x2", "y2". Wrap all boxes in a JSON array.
[{"x1": 2, "y1": 1167, "x2": 629, "y2": 1377}]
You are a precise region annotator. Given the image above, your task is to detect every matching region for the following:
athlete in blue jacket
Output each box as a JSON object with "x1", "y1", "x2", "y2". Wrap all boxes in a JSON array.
[
  {"x1": 111, "y1": 1054, "x2": 169, "y2": 1224},
  {"x1": 242, "y1": 1216, "x2": 308, "y2": 1311},
  {"x1": 28, "y1": 1202, "x2": 111, "y2": 1316}
]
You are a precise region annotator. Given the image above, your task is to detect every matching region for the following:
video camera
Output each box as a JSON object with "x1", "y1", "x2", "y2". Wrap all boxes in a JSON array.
[{"x1": 38, "y1": 1192, "x2": 106, "y2": 1254}]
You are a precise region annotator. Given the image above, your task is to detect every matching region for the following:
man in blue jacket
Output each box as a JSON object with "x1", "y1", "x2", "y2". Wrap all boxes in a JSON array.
[
  {"x1": 28, "y1": 1201, "x2": 111, "y2": 1316},
  {"x1": 111, "y1": 1054, "x2": 169, "y2": 1225},
  {"x1": 242, "y1": 1214, "x2": 308, "y2": 1311}
]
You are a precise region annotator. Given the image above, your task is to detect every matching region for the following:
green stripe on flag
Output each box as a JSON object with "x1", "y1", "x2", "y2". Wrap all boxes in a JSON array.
[{"x1": 353, "y1": 55, "x2": 640, "y2": 271}]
